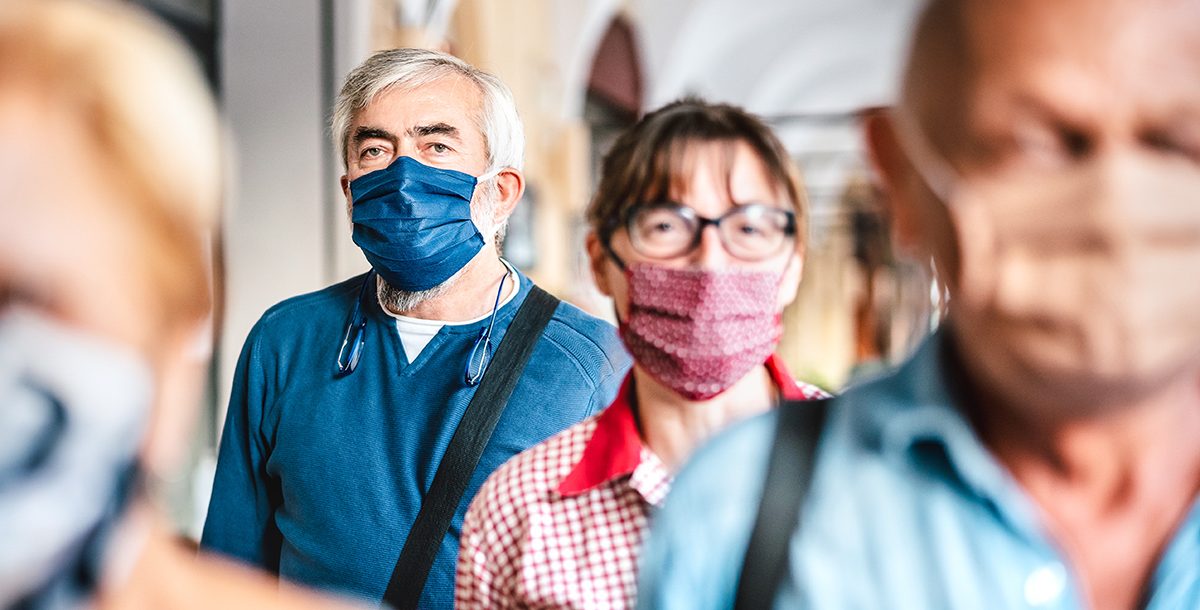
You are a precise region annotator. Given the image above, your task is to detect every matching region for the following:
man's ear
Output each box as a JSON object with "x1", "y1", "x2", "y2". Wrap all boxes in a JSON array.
[
  {"x1": 864, "y1": 110, "x2": 924, "y2": 259},
  {"x1": 776, "y1": 250, "x2": 804, "y2": 309},
  {"x1": 491, "y1": 167, "x2": 525, "y2": 225},
  {"x1": 340, "y1": 174, "x2": 352, "y2": 219},
  {"x1": 585, "y1": 231, "x2": 614, "y2": 298}
]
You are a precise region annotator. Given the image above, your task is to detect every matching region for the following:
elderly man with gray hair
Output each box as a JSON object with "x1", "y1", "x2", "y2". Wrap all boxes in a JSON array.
[
  {"x1": 639, "y1": 0, "x2": 1200, "y2": 608},
  {"x1": 202, "y1": 48, "x2": 629, "y2": 609}
]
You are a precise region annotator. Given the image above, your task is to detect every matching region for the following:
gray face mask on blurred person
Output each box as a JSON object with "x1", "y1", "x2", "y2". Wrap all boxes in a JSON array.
[{"x1": 0, "y1": 309, "x2": 151, "y2": 608}]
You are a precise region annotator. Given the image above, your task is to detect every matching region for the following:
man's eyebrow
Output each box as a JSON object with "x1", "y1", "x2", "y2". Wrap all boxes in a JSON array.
[
  {"x1": 408, "y1": 122, "x2": 461, "y2": 140},
  {"x1": 352, "y1": 126, "x2": 397, "y2": 146}
]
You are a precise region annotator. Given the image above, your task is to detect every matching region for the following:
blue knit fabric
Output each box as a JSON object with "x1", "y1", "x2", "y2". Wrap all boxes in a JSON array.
[{"x1": 201, "y1": 271, "x2": 630, "y2": 608}]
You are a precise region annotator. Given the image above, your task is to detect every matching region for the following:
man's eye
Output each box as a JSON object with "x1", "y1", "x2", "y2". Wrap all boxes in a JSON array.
[
  {"x1": 1142, "y1": 130, "x2": 1200, "y2": 162},
  {"x1": 1013, "y1": 128, "x2": 1066, "y2": 164},
  {"x1": 429, "y1": 142, "x2": 453, "y2": 154},
  {"x1": 361, "y1": 146, "x2": 385, "y2": 159}
]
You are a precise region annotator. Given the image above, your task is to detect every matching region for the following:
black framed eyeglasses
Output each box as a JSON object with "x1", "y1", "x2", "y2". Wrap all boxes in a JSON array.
[
  {"x1": 615, "y1": 202, "x2": 796, "y2": 262},
  {"x1": 336, "y1": 270, "x2": 373, "y2": 377}
]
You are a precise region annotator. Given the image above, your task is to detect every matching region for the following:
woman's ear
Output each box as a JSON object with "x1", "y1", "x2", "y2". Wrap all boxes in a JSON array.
[
  {"x1": 585, "y1": 231, "x2": 613, "y2": 298},
  {"x1": 776, "y1": 250, "x2": 804, "y2": 309}
]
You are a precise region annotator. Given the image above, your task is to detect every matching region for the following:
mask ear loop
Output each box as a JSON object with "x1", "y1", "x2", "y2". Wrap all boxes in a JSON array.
[
  {"x1": 465, "y1": 269, "x2": 510, "y2": 386},
  {"x1": 475, "y1": 165, "x2": 503, "y2": 184}
]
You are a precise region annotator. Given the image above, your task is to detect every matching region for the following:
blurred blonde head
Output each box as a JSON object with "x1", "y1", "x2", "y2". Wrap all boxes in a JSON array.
[
  {"x1": 0, "y1": 0, "x2": 220, "y2": 337},
  {"x1": 0, "y1": 0, "x2": 222, "y2": 472}
]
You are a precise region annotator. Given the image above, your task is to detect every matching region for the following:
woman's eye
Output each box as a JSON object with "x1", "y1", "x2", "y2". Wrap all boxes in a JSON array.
[
  {"x1": 740, "y1": 225, "x2": 764, "y2": 236},
  {"x1": 640, "y1": 215, "x2": 685, "y2": 235}
]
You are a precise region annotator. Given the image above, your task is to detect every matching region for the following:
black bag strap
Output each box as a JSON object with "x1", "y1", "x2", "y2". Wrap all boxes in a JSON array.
[
  {"x1": 734, "y1": 397, "x2": 832, "y2": 610},
  {"x1": 382, "y1": 285, "x2": 560, "y2": 610}
]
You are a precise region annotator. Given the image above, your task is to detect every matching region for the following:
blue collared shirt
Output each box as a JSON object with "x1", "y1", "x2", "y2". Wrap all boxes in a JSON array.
[{"x1": 639, "y1": 330, "x2": 1200, "y2": 609}]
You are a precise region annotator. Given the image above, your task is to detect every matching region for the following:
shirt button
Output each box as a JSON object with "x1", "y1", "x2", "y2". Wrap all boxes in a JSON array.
[{"x1": 1023, "y1": 563, "x2": 1066, "y2": 606}]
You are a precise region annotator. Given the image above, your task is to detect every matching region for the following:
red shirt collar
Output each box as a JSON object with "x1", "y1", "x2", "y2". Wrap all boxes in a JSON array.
[{"x1": 556, "y1": 353, "x2": 807, "y2": 497}]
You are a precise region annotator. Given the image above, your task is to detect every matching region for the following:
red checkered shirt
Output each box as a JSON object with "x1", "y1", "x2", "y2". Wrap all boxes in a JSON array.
[{"x1": 455, "y1": 355, "x2": 829, "y2": 609}]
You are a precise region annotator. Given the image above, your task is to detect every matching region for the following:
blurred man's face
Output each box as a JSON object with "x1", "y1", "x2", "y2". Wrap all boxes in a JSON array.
[
  {"x1": 890, "y1": 0, "x2": 1200, "y2": 413},
  {"x1": 914, "y1": 0, "x2": 1200, "y2": 178}
]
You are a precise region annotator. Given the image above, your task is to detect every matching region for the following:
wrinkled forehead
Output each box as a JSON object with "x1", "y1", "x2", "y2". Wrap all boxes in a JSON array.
[
  {"x1": 360, "y1": 73, "x2": 486, "y2": 136},
  {"x1": 903, "y1": 0, "x2": 1200, "y2": 142}
]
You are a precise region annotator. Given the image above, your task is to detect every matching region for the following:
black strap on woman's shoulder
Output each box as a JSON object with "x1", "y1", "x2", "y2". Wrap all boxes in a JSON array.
[
  {"x1": 382, "y1": 285, "x2": 560, "y2": 610},
  {"x1": 734, "y1": 397, "x2": 832, "y2": 610}
]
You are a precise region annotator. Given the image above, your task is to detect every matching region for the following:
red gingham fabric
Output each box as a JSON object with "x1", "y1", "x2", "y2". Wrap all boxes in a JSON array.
[{"x1": 455, "y1": 355, "x2": 829, "y2": 609}]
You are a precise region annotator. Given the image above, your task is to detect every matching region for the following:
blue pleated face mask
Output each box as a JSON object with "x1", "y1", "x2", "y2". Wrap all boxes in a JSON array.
[{"x1": 350, "y1": 156, "x2": 499, "y2": 292}]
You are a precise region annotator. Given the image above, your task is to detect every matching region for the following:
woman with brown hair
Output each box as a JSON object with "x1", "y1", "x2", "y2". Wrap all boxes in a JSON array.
[{"x1": 456, "y1": 99, "x2": 828, "y2": 609}]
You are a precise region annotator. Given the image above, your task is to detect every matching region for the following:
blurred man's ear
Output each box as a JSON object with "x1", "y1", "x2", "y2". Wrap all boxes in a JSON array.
[{"x1": 863, "y1": 110, "x2": 925, "y2": 259}]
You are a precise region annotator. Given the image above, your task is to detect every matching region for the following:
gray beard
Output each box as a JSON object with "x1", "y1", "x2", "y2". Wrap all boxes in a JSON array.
[
  {"x1": 374, "y1": 179, "x2": 502, "y2": 315},
  {"x1": 377, "y1": 266, "x2": 466, "y2": 314}
]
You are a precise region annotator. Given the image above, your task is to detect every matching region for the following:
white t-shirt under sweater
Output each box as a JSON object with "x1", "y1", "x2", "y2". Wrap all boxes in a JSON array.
[{"x1": 376, "y1": 261, "x2": 519, "y2": 362}]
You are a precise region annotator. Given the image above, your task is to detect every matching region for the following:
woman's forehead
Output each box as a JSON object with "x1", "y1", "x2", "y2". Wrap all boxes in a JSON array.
[{"x1": 654, "y1": 140, "x2": 784, "y2": 204}]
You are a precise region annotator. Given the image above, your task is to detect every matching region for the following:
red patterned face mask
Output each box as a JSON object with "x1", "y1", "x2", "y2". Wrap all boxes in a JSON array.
[{"x1": 619, "y1": 262, "x2": 783, "y2": 401}]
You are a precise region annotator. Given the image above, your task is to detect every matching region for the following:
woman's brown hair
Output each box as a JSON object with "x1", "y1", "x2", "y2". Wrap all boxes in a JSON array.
[{"x1": 586, "y1": 98, "x2": 808, "y2": 250}]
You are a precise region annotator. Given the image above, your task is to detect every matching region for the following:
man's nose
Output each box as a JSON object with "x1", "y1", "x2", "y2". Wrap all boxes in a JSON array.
[{"x1": 394, "y1": 141, "x2": 421, "y2": 162}]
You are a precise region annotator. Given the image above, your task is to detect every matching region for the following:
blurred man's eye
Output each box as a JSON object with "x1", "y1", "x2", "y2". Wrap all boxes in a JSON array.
[
  {"x1": 1013, "y1": 125, "x2": 1067, "y2": 164},
  {"x1": 1142, "y1": 130, "x2": 1200, "y2": 163}
]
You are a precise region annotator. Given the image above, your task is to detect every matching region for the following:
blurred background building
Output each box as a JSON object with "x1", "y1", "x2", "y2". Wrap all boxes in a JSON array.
[{"x1": 129, "y1": 0, "x2": 942, "y2": 536}]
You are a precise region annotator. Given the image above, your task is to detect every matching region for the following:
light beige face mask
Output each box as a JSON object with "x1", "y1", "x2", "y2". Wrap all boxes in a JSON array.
[{"x1": 895, "y1": 111, "x2": 1200, "y2": 402}]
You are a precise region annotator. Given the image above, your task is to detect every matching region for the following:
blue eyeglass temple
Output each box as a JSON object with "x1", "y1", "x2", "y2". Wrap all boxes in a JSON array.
[
  {"x1": 464, "y1": 272, "x2": 508, "y2": 386},
  {"x1": 335, "y1": 268, "x2": 509, "y2": 384},
  {"x1": 335, "y1": 271, "x2": 373, "y2": 377}
]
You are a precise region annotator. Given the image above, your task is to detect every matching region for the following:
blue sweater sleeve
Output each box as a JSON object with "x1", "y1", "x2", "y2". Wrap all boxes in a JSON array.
[
  {"x1": 587, "y1": 357, "x2": 628, "y2": 415},
  {"x1": 200, "y1": 321, "x2": 283, "y2": 571}
]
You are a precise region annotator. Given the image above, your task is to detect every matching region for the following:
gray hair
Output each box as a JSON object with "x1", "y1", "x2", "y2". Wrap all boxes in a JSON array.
[{"x1": 331, "y1": 48, "x2": 525, "y2": 175}]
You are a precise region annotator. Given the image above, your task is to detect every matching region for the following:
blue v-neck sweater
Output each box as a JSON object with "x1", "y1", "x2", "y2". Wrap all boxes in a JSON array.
[{"x1": 201, "y1": 271, "x2": 630, "y2": 607}]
